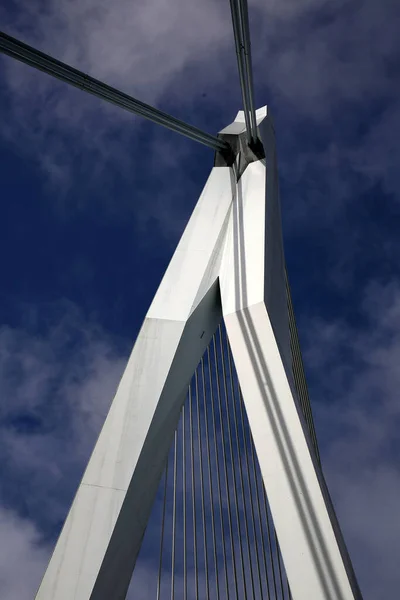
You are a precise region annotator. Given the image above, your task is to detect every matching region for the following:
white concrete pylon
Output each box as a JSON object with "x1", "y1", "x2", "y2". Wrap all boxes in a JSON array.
[
  {"x1": 36, "y1": 107, "x2": 361, "y2": 600},
  {"x1": 220, "y1": 109, "x2": 361, "y2": 600}
]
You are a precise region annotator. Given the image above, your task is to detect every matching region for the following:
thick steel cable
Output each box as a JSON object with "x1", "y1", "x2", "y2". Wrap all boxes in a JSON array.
[
  {"x1": 274, "y1": 527, "x2": 285, "y2": 599},
  {"x1": 218, "y1": 326, "x2": 247, "y2": 599},
  {"x1": 226, "y1": 342, "x2": 255, "y2": 599},
  {"x1": 237, "y1": 0, "x2": 258, "y2": 141},
  {"x1": 0, "y1": 31, "x2": 231, "y2": 154},
  {"x1": 157, "y1": 460, "x2": 169, "y2": 600},
  {"x1": 171, "y1": 430, "x2": 178, "y2": 600},
  {"x1": 234, "y1": 386, "x2": 264, "y2": 600},
  {"x1": 208, "y1": 343, "x2": 229, "y2": 599},
  {"x1": 213, "y1": 332, "x2": 239, "y2": 599},
  {"x1": 189, "y1": 385, "x2": 199, "y2": 600},
  {"x1": 246, "y1": 406, "x2": 272, "y2": 600},
  {"x1": 202, "y1": 354, "x2": 220, "y2": 600},
  {"x1": 195, "y1": 367, "x2": 210, "y2": 599},
  {"x1": 228, "y1": 0, "x2": 252, "y2": 143},
  {"x1": 182, "y1": 404, "x2": 187, "y2": 600}
]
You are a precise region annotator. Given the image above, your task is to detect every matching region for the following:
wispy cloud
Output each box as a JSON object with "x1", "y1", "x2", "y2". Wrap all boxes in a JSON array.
[
  {"x1": 1, "y1": 0, "x2": 398, "y2": 201},
  {"x1": 0, "y1": 507, "x2": 49, "y2": 600},
  {"x1": 0, "y1": 1, "x2": 399, "y2": 598},
  {"x1": 0, "y1": 300, "x2": 126, "y2": 532},
  {"x1": 303, "y1": 278, "x2": 400, "y2": 598}
]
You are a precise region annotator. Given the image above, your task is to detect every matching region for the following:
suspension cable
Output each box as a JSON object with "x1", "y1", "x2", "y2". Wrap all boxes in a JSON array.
[
  {"x1": 208, "y1": 344, "x2": 229, "y2": 599},
  {"x1": 226, "y1": 338, "x2": 255, "y2": 598},
  {"x1": 195, "y1": 366, "x2": 210, "y2": 598},
  {"x1": 218, "y1": 326, "x2": 247, "y2": 598},
  {"x1": 170, "y1": 430, "x2": 178, "y2": 600},
  {"x1": 228, "y1": 0, "x2": 258, "y2": 144},
  {"x1": 201, "y1": 356, "x2": 219, "y2": 599},
  {"x1": 157, "y1": 459, "x2": 169, "y2": 600},
  {"x1": 237, "y1": 0, "x2": 258, "y2": 141},
  {"x1": 182, "y1": 405, "x2": 187, "y2": 600},
  {"x1": 213, "y1": 331, "x2": 239, "y2": 599},
  {"x1": 0, "y1": 30, "x2": 231, "y2": 154},
  {"x1": 189, "y1": 385, "x2": 199, "y2": 600}
]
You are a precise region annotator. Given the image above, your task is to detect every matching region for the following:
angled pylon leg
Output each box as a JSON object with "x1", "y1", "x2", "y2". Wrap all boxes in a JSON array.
[
  {"x1": 220, "y1": 108, "x2": 362, "y2": 599},
  {"x1": 36, "y1": 167, "x2": 234, "y2": 599}
]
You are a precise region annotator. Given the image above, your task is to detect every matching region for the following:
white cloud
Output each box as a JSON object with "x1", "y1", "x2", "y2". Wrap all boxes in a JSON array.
[
  {"x1": 0, "y1": 301, "x2": 126, "y2": 533},
  {"x1": 0, "y1": 507, "x2": 49, "y2": 600},
  {"x1": 303, "y1": 279, "x2": 400, "y2": 598},
  {"x1": 1, "y1": 0, "x2": 398, "y2": 196}
]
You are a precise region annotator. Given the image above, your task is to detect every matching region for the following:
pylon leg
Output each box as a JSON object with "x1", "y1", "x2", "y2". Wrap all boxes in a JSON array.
[
  {"x1": 220, "y1": 116, "x2": 361, "y2": 598},
  {"x1": 36, "y1": 167, "x2": 233, "y2": 600}
]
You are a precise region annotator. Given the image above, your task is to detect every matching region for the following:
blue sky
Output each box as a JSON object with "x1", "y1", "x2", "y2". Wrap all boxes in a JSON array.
[{"x1": 0, "y1": 0, "x2": 399, "y2": 597}]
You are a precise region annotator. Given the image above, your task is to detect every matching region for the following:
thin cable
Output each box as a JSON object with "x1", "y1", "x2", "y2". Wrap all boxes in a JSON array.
[
  {"x1": 171, "y1": 430, "x2": 178, "y2": 600},
  {"x1": 195, "y1": 367, "x2": 210, "y2": 599},
  {"x1": 208, "y1": 343, "x2": 229, "y2": 599},
  {"x1": 262, "y1": 485, "x2": 279, "y2": 600},
  {"x1": 189, "y1": 385, "x2": 199, "y2": 600},
  {"x1": 228, "y1": 0, "x2": 252, "y2": 143},
  {"x1": 182, "y1": 404, "x2": 187, "y2": 600},
  {"x1": 213, "y1": 331, "x2": 239, "y2": 599},
  {"x1": 218, "y1": 326, "x2": 247, "y2": 599},
  {"x1": 237, "y1": 0, "x2": 258, "y2": 140},
  {"x1": 274, "y1": 527, "x2": 285, "y2": 599},
  {"x1": 286, "y1": 571, "x2": 291, "y2": 600},
  {"x1": 226, "y1": 339, "x2": 255, "y2": 599},
  {"x1": 234, "y1": 386, "x2": 263, "y2": 600},
  {"x1": 157, "y1": 459, "x2": 169, "y2": 600},
  {"x1": 285, "y1": 271, "x2": 320, "y2": 463},
  {"x1": 0, "y1": 31, "x2": 231, "y2": 154},
  {"x1": 247, "y1": 407, "x2": 272, "y2": 600},
  {"x1": 202, "y1": 354, "x2": 220, "y2": 600}
]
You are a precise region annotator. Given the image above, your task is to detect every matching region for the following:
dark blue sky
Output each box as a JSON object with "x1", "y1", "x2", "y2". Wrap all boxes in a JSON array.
[{"x1": 0, "y1": 0, "x2": 400, "y2": 598}]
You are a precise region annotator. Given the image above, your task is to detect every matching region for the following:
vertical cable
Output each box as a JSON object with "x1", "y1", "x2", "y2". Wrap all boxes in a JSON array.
[
  {"x1": 286, "y1": 572, "x2": 291, "y2": 600},
  {"x1": 226, "y1": 338, "x2": 255, "y2": 599},
  {"x1": 202, "y1": 354, "x2": 220, "y2": 600},
  {"x1": 196, "y1": 366, "x2": 209, "y2": 599},
  {"x1": 274, "y1": 527, "x2": 285, "y2": 599},
  {"x1": 170, "y1": 430, "x2": 178, "y2": 600},
  {"x1": 247, "y1": 413, "x2": 272, "y2": 600},
  {"x1": 213, "y1": 331, "x2": 239, "y2": 599},
  {"x1": 234, "y1": 386, "x2": 263, "y2": 600},
  {"x1": 262, "y1": 485, "x2": 279, "y2": 600},
  {"x1": 182, "y1": 404, "x2": 187, "y2": 600},
  {"x1": 218, "y1": 326, "x2": 247, "y2": 598},
  {"x1": 189, "y1": 385, "x2": 199, "y2": 600},
  {"x1": 157, "y1": 459, "x2": 169, "y2": 600},
  {"x1": 208, "y1": 343, "x2": 229, "y2": 599},
  {"x1": 285, "y1": 270, "x2": 320, "y2": 463}
]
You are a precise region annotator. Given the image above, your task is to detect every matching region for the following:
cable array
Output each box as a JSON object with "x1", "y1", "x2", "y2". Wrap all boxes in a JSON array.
[{"x1": 150, "y1": 323, "x2": 292, "y2": 599}]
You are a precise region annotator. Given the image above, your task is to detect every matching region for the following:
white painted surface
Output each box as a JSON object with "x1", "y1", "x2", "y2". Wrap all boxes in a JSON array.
[
  {"x1": 220, "y1": 108, "x2": 360, "y2": 599},
  {"x1": 36, "y1": 109, "x2": 360, "y2": 599},
  {"x1": 223, "y1": 306, "x2": 359, "y2": 599},
  {"x1": 36, "y1": 168, "x2": 233, "y2": 600}
]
